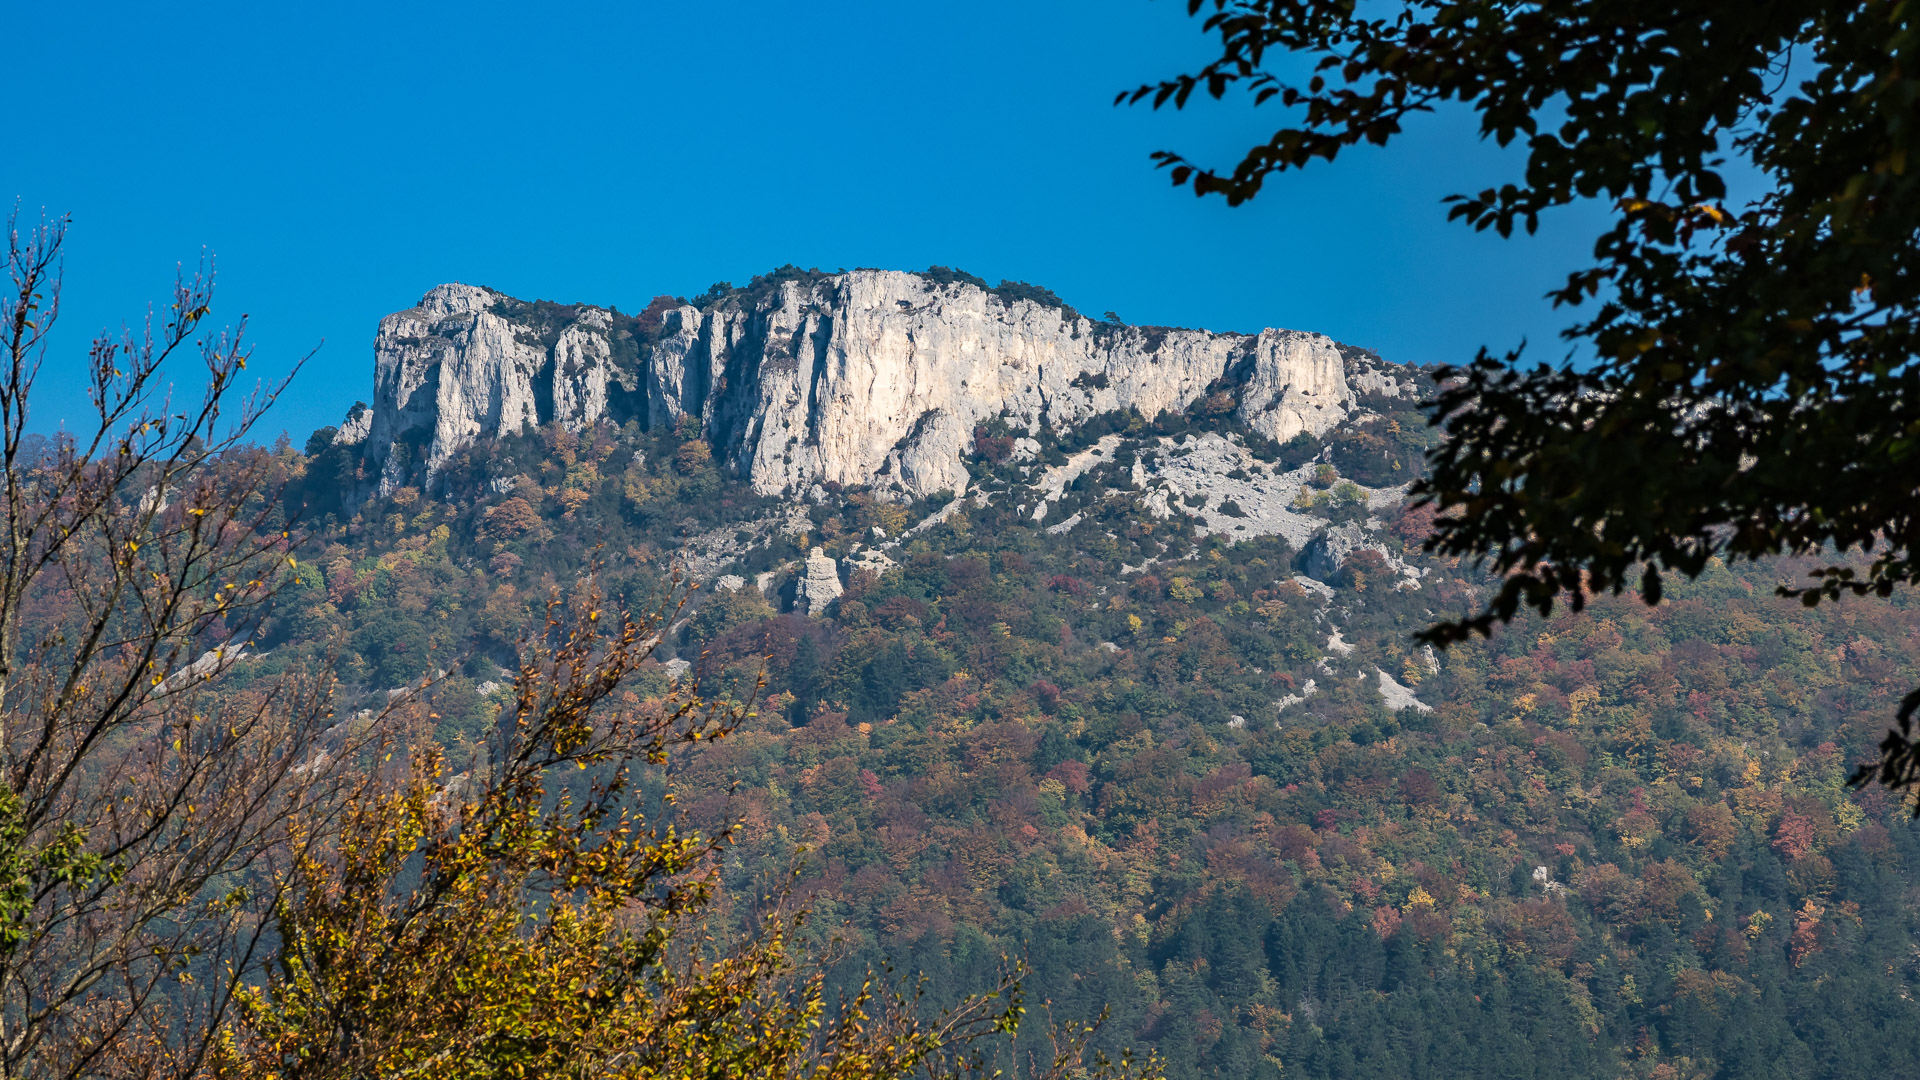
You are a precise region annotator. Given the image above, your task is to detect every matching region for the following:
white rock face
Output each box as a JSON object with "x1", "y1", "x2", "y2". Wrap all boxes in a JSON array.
[
  {"x1": 1374, "y1": 667, "x2": 1433, "y2": 713},
  {"x1": 351, "y1": 270, "x2": 1382, "y2": 500},
  {"x1": 797, "y1": 547, "x2": 843, "y2": 615},
  {"x1": 333, "y1": 403, "x2": 372, "y2": 446},
  {"x1": 845, "y1": 547, "x2": 898, "y2": 578},
  {"x1": 1302, "y1": 523, "x2": 1377, "y2": 580},
  {"x1": 1275, "y1": 677, "x2": 1318, "y2": 713},
  {"x1": 363, "y1": 284, "x2": 543, "y2": 494},
  {"x1": 1029, "y1": 436, "x2": 1124, "y2": 519},
  {"x1": 1301, "y1": 521, "x2": 1424, "y2": 590},
  {"x1": 1290, "y1": 575, "x2": 1336, "y2": 601},
  {"x1": 1132, "y1": 433, "x2": 1325, "y2": 549},
  {"x1": 357, "y1": 285, "x2": 641, "y2": 495}
]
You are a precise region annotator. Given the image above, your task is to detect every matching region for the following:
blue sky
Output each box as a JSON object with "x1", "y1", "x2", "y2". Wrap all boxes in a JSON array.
[{"x1": 7, "y1": 0, "x2": 1606, "y2": 440}]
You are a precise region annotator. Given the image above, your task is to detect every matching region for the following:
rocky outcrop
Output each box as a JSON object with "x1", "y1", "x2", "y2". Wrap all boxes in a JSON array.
[
  {"x1": 1373, "y1": 667, "x2": 1432, "y2": 712},
  {"x1": 1301, "y1": 523, "x2": 1381, "y2": 580},
  {"x1": 1300, "y1": 521, "x2": 1423, "y2": 589},
  {"x1": 333, "y1": 402, "x2": 372, "y2": 447},
  {"x1": 349, "y1": 270, "x2": 1391, "y2": 499},
  {"x1": 797, "y1": 547, "x2": 843, "y2": 615},
  {"x1": 357, "y1": 284, "x2": 637, "y2": 495}
]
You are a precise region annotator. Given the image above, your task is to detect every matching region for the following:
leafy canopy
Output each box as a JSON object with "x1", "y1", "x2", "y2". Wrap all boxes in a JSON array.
[{"x1": 1128, "y1": 0, "x2": 1920, "y2": 782}]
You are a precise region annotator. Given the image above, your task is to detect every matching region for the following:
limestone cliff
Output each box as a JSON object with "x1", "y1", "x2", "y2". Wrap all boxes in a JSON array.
[{"x1": 352, "y1": 269, "x2": 1412, "y2": 499}]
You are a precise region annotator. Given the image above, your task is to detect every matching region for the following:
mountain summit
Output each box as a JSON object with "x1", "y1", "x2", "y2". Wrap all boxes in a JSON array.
[{"x1": 335, "y1": 267, "x2": 1417, "y2": 502}]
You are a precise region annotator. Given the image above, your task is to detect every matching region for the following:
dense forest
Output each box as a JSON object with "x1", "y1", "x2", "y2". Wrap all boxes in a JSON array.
[{"x1": 234, "y1": 395, "x2": 1920, "y2": 1080}]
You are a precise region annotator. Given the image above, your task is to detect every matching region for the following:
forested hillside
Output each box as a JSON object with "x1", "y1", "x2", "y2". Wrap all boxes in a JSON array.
[{"x1": 242, "y1": 392, "x2": 1920, "y2": 1080}]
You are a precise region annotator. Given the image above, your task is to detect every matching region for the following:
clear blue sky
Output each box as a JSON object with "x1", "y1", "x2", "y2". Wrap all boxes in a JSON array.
[{"x1": 7, "y1": 0, "x2": 1605, "y2": 441}]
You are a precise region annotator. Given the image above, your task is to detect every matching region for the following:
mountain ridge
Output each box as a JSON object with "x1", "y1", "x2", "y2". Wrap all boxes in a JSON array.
[
  {"x1": 260, "y1": 269, "x2": 1920, "y2": 1080},
  {"x1": 333, "y1": 268, "x2": 1420, "y2": 506}
]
